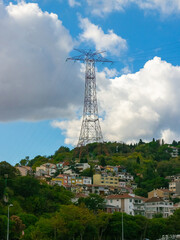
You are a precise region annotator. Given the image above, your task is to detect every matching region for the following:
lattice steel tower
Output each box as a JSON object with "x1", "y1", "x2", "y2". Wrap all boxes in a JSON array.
[{"x1": 67, "y1": 49, "x2": 112, "y2": 147}]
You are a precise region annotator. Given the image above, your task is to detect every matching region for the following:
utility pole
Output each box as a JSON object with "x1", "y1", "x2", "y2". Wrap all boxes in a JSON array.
[
  {"x1": 7, "y1": 204, "x2": 13, "y2": 240},
  {"x1": 67, "y1": 49, "x2": 112, "y2": 147},
  {"x1": 122, "y1": 210, "x2": 124, "y2": 240}
]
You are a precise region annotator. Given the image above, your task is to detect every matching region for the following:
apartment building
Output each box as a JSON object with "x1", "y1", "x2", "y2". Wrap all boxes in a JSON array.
[
  {"x1": 93, "y1": 173, "x2": 119, "y2": 187},
  {"x1": 148, "y1": 189, "x2": 170, "y2": 200},
  {"x1": 169, "y1": 181, "x2": 180, "y2": 195},
  {"x1": 106, "y1": 194, "x2": 145, "y2": 216},
  {"x1": 144, "y1": 197, "x2": 174, "y2": 218}
]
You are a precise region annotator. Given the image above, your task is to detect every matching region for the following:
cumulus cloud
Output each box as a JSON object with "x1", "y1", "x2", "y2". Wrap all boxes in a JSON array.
[
  {"x1": 136, "y1": 0, "x2": 180, "y2": 15},
  {"x1": 51, "y1": 119, "x2": 81, "y2": 145},
  {"x1": 79, "y1": 17, "x2": 127, "y2": 56},
  {"x1": 68, "y1": 0, "x2": 81, "y2": 7},
  {"x1": 0, "y1": 1, "x2": 84, "y2": 121},
  {"x1": 53, "y1": 57, "x2": 180, "y2": 144},
  {"x1": 85, "y1": 0, "x2": 180, "y2": 16}
]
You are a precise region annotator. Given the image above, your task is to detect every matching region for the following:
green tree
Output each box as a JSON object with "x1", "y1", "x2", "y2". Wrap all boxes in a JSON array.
[{"x1": 78, "y1": 194, "x2": 105, "y2": 212}]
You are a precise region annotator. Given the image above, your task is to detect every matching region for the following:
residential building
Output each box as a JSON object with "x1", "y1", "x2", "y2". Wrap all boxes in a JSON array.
[
  {"x1": 117, "y1": 172, "x2": 134, "y2": 182},
  {"x1": 169, "y1": 147, "x2": 179, "y2": 158},
  {"x1": 169, "y1": 181, "x2": 180, "y2": 195},
  {"x1": 75, "y1": 163, "x2": 90, "y2": 172},
  {"x1": 72, "y1": 193, "x2": 88, "y2": 203},
  {"x1": 166, "y1": 174, "x2": 180, "y2": 182},
  {"x1": 93, "y1": 173, "x2": 119, "y2": 187},
  {"x1": 56, "y1": 161, "x2": 70, "y2": 169},
  {"x1": 105, "y1": 165, "x2": 120, "y2": 173},
  {"x1": 144, "y1": 197, "x2": 174, "y2": 218},
  {"x1": 93, "y1": 173, "x2": 134, "y2": 188},
  {"x1": 83, "y1": 177, "x2": 92, "y2": 185},
  {"x1": 105, "y1": 194, "x2": 145, "y2": 216},
  {"x1": 36, "y1": 163, "x2": 56, "y2": 176},
  {"x1": 148, "y1": 189, "x2": 170, "y2": 200},
  {"x1": 92, "y1": 185, "x2": 111, "y2": 195},
  {"x1": 16, "y1": 166, "x2": 33, "y2": 176},
  {"x1": 51, "y1": 174, "x2": 64, "y2": 186},
  {"x1": 51, "y1": 174, "x2": 92, "y2": 187}
]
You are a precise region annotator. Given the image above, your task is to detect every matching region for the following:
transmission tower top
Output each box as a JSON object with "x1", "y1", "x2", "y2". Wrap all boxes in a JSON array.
[
  {"x1": 66, "y1": 49, "x2": 113, "y2": 63},
  {"x1": 66, "y1": 49, "x2": 112, "y2": 147}
]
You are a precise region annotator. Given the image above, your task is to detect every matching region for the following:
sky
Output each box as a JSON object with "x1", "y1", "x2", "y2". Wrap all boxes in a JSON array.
[{"x1": 0, "y1": 0, "x2": 180, "y2": 165}]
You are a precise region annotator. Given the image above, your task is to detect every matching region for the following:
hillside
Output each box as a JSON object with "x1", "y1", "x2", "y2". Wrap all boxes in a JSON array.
[{"x1": 0, "y1": 139, "x2": 180, "y2": 239}]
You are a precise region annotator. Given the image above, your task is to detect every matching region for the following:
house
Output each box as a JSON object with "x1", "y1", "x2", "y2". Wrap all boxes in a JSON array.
[
  {"x1": 51, "y1": 174, "x2": 92, "y2": 188},
  {"x1": 75, "y1": 163, "x2": 90, "y2": 172},
  {"x1": 56, "y1": 161, "x2": 70, "y2": 169},
  {"x1": 36, "y1": 163, "x2": 56, "y2": 176},
  {"x1": 169, "y1": 147, "x2": 179, "y2": 158},
  {"x1": 105, "y1": 205, "x2": 121, "y2": 213},
  {"x1": 144, "y1": 197, "x2": 174, "y2": 219},
  {"x1": 16, "y1": 166, "x2": 33, "y2": 176},
  {"x1": 71, "y1": 193, "x2": 88, "y2": 203},
  {"x1": 105, "y1": 165, "x2": 120, "y2": 173},
  {"x1": 92, "y1": 185, "x2": 110, "y2": 195},
  {"x1": 117, "y1": 172, "x2": 134, "y2": 182},
  {"x1": 83, "y1": 177, "x2": 92, "y2": 185},
  {"x1": 105, "y1": 194, "x2": 146, "y2": 216},
  {"x1": 169, "y1": 180, "x2": 180, "y2": 196},
  {"x1": 148, "y1": 189, "x2": 170, "y2": 200},
  {"x1": 51, "y1": 174, "x2": 64, "y2": 186}
]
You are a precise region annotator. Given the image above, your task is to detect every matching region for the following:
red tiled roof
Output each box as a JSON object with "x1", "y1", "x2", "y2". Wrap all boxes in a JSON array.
[
  {"x1": 160, "y1": 189, "x2": 170, "y2": 192},
  {"x1": 145, "y1": 197, "x2": 164, "y2": 203},
  {"x1": 106, "y1": 194, "x2": 133, "y2": 199},
  {"x1": 63, "y1": 162, "x2": 70, "y2": 166},
  {"x1": 75, "y1": 193, "x2": 88, "y2": 198}
]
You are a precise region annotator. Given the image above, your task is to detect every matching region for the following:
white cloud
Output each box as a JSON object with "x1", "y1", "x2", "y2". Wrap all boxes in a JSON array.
[
  {"x1": 0, "y1": 1, "x2": 84, "y2": 121},
  {"x1": 136, "y1": 0, "x2": 180, "y2": 15},
  {"x1": 85, "y1": 0, "x2": 180, "y2": 16},
  {"x1": 161, "y1": 129, "x2": 179, "y2": 144},
  {"x1": 54, "y1": 57, "x2": 180, "y2": 144},
  {"x1": 51, "y1": 119, "x2": 81, "y2": 145},
  {"x1": 86, "y1": 0, "x2": 129, "y2": 16},
  {"x1": 68, "y1": 0, "x2": 81, "y2": 7},
  {"x1": 79, "y1": 17, "x2": 127, "y2": 56}
]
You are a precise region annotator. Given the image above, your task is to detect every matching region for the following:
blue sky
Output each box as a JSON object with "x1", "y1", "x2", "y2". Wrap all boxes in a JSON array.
[{"x1": 0, "y1": 0, "x2": 180, "y2": 165}]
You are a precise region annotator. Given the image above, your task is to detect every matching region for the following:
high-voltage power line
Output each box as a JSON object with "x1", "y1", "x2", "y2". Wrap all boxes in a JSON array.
[{"x1": 67, "y1": 49, "x2": 112, "y2": 147}]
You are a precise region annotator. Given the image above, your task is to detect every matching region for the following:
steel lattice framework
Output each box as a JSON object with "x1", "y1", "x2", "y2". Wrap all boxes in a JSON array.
[{"x1": 67, "y1": 49, "x2": 112, "y2": 147}]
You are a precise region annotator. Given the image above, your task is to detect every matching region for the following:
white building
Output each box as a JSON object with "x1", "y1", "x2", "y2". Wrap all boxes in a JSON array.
[
  {"x1": 144, "y1": 197, "x2": 174, "y2": 219},
  {"x1": 75, "y1": 163, "x2": 90, "y2": 172},
  {"x1": 106, "y1": 194, "x2": 145, "y2": 216},
  {"x1": 83, "y1": 177, "x2": 92, "y2": 185},
  {"x1": 117, "y1": 172, "x2": 134, "y2": 182},
  {"x1": 170, "y1": 147, "x2": 179, "y2": 158}
]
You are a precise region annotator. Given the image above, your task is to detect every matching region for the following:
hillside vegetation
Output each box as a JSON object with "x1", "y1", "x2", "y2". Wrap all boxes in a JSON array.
[{"x1": 0, "y1": 140, "x2": 180, "y2": 239}]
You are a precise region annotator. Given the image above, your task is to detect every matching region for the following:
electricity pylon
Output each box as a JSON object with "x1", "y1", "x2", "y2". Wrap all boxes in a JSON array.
[{"x1": 67, "y1": 49, "x2": 112, "y2": 147}]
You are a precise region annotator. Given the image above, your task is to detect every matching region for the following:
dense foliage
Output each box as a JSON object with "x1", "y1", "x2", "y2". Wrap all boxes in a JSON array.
[
  {"x1": 0, "y1": 140, "x2": 180, "y2": 239},
  {"x1": 17, "y1": 139, "x2": 180, "y2": 197}
]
